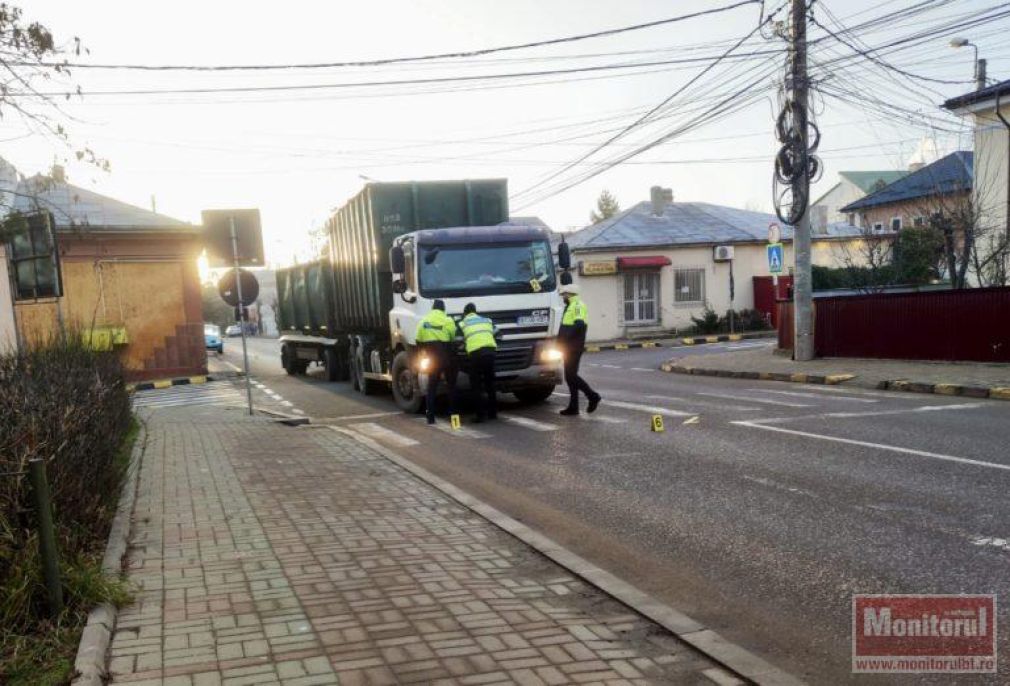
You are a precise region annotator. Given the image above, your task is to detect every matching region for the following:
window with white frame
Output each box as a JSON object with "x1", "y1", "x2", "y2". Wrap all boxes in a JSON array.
[
  {"x1": 890, "y1": 217, "x2": 902, "y2": 231},
  {"x1": 673, "y1": 267, "x2": 705, "y2": 305},
  {"x1": 872, "y1": 222, "x2": 884, "y2": 232},
  {"x1": 623, "y1": 271, "x2": 659, "y2": 324}
]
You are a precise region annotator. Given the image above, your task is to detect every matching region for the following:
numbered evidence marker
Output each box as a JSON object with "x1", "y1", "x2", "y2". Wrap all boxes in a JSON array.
[
  {"x1": 651, "y1": 415, "x2": 665, "y2": 433},
  {"x1": 450, "y1": 414, "x2": 462, "y2": 430}
]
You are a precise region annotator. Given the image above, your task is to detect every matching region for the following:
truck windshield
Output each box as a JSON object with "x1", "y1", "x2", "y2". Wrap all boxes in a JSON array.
[{"x1": 418, "y1": 240, "x2": 556, "y2": 298}]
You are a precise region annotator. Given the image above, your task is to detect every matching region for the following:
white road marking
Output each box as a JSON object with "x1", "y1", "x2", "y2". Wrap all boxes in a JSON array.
[
  {"x1": 630, "y1": 367, "x2": 653, "y2": 372},
  {"x1": 747, "y1": 388, "x2": 878, "y2": 403},
  {"x1": 697, "y1": 392, "x2": 811, "y2": 408},
  {"x1": 500, "y1": 415, "x2": 559, "y2": 432},
  {"x1": 971, "y1": 536, "x2": 1010, "y2": 552},
  {"x1": 733, "y1": 420, "x2": 1010, "y2": 473},
  {"x1": 787, "y1": 385, "x2": 924, "y2": 401},
  {"x1": 742, "y1": 403, "x2": 986, "y2": 425},
  {"x1": 598, "y1": 364, "x2": 622, "y2": 369},
  {"x1": 416, "y1": 418, "x2": 491, "y2": 439},
  {"x1": 577, "y1": 414, "x2": 624, "y2": 424},
  {"x1": 603, "y1": 399, "x2": 693, "y2": 417},
  {"x1": 644, "y1": 394, "x2": 759, "y2": 412},
  {"x1": 682, "y1": 416, "x2": 700, "y2": 425},
  {"x1": 742, "y1": 474, "x2": 816, "y2": 498},
  {"x1": 280, "y1": 400, "x2": 294, "y2": 407},
  {"x1": 334, "y1": 411, "x2": 402, "y2": 422},
  {"x1": 350, "y1": 422, "x2": 419, "y2": 447}
]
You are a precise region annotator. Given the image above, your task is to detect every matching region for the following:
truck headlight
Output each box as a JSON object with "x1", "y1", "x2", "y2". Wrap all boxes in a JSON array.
[
  {"x1": 417, "y1": 355, "x2": 431, "y2": 372},
  {"x1": 540, "y1": 346, "x2": 563, "y2": 363}
]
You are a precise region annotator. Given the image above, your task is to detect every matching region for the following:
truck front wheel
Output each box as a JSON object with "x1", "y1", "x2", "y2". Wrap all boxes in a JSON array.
[
  {"x1": 391, "y1": 351, "x2": 423, "y2": 413},
  {"x1": 514, "y1": 386, "x2": 556, "y2": 404}
]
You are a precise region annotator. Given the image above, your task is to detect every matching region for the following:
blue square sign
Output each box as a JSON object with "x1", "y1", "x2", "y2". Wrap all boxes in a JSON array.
[{"x1": 767, "y1": 242, "x2": 784, "y2": 274}]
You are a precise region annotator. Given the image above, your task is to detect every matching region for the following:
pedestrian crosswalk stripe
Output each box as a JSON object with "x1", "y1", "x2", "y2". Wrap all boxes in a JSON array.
[
  {"x1": 697, "y1": 392, "x2": 811, "y2": 408},
  {"x1": 499, "y1": 415, "x2": 558, "y2": 432},
  {"x1": 350, "y1": 422, "x2": 419, "y2": 446},
  {"x1": 133, "y1": 384, "x2": 244, "y2": 408},
  {"x1": 748, "y1": 388, "x2": 878, "y2": 403},
  {"x1": 604, "y1": 399, "x2": 693, "y2": 417},
  {"x1": 416, "y1": 418, "x2": 491, "y2": 439}
]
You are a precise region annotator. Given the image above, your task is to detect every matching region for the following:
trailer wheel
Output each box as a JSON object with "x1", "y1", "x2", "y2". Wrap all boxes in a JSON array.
[
  {"x1": 324, "y1": 347, "x2": 340, "y2": 382},
  {"x1": 282, "y1": 343, "x2": 308, "y2": 376},
  {"x1": 514, "y1": 386, "x2": 556, "y2": 404},
  {"x1": 391, "y1": 351, "x2": 423, "y2": 414},
  {"x1": 352, "y1": 343, "x2": 381, "y2": 395}
]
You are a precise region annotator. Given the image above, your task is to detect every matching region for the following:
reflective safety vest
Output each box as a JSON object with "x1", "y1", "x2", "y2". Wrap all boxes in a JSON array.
[
  {"x1": 561, "y1": 296, "x2": 588, "y2": 326},
  {"x1": 460, "y1": 313, "x2": 497, "y2": 354},
  {"x1": 415, "y1": 309, "x2": 457, "y2": 344}
]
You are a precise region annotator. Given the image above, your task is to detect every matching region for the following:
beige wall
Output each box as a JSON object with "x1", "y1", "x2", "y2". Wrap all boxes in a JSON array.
[{"x1": 0, "y1": 246, "x2": 16, "y2": 353}]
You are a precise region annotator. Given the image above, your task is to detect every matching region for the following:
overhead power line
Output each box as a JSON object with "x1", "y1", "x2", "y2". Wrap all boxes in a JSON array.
[{"x1": 24, "y1": 0, "x2": 760, "y2": 72}]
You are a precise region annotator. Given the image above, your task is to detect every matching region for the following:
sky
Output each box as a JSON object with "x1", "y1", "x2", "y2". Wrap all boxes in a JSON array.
[{"x1": 7, "y1": 0, "x2": 1009, "y2": 266}]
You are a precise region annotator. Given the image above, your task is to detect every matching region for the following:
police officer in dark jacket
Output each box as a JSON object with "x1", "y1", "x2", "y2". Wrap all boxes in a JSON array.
[{"x1": 557, "y1": 284, "x2": 601, "y2": 416}]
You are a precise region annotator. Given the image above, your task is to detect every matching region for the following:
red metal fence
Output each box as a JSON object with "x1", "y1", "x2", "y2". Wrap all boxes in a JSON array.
[
  {"x1": 813, "y1": 287, "x2": 1010, "y2": 362},
  {"x1": 777, "y1": 300, "x2": 794, "y2": 352},
  {"x1": 754, "y1": 276, "x2": 794, "y2": 327}
]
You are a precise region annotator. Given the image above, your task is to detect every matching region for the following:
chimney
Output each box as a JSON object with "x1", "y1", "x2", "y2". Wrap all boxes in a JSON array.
[
  {"x1": 908, "y1": 161, "x2": 925, "y2": 172},
  {"x1": 50, "y1": 164, "x2": 65, "y2": 183},
  {"x1": 650, "y1": 186, "x2": 673, "y2": 216},
  {"x1": 976, "y1": 58, "x2": 987, "y2": 92}
]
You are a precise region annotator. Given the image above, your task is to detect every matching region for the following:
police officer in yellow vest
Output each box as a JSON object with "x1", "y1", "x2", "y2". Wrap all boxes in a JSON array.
[
  {"x1": 415, "y1": 299, "x2": 458, "y2": 425},
  {"x1": 558, "y1": 284, "x2": 601, "y2": 416},
  {"x1": 459, "y1": 302, "x2": 498, "y2": 422}
]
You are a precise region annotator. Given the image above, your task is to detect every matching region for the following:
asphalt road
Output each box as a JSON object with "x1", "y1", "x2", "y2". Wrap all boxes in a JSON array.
[{"x1": 219, "y1": 336, "x2": 1010, "y2": 683}]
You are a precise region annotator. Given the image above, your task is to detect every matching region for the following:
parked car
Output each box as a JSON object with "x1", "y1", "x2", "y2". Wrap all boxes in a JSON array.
[
  {"x1": 204, "y1": 324, "x2": 224, "y2": 354},
  {"x1": 225, "y1": 324, "x2": 242, "y2": 337}
]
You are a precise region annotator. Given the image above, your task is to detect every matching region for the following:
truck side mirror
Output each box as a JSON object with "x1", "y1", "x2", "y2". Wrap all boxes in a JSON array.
[
  {"x1": 392, "y1": 278, "x2": 407, "y2": 294},
  {"x1": 560, "y1": 271, "x2": 573, "y2": 286},
  {"x1": 557, "y1": 242, "x2": 571, "y2": 270},
  {"x1": 390, "y1": 245, "x2": 406, "y2": 274}
]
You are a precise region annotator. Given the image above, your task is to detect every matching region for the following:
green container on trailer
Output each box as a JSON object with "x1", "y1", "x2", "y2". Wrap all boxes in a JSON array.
[
  {"x1": 326, "y1": 179, "x2": 508, "y2": 335},
  {"x1": 276, "y1": 259, "x2": 337, "y2": 336}
]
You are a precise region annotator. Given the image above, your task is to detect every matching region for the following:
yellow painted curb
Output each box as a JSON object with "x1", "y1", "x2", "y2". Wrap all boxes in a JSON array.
[
  {"x1": 189, "y1": 375, "x2": 208, "y2": 385},
  {"x1": 125, "y1": 383, "x2": 136, "y2": 393},
  {"x1": 614, "y1": 343, "x2": 629, "y2": 350},
  {"x1": 790, "y1": 373, "x2": 808, "y2": 383},
  {"x1": 933, "y1": 383, "x2": 959, "y2": 395},
  {"x1": 758, "y1": 372, "x2": 774, "y2": 380},
  {"x1": 585, "y1": 345, "x2": 601, "y2": 353},
  {"x1": 989, "y1": 387, "x2": 1010, "y2": 400},
  {"x1": 728, "y1": 334, "x2": 743, "y2": 341},
  {"x1": 152, "y1": 379, "x2": 173, "y2": 389},
  {"x1": 824, "y1": 374, "x2": 854, "y2": 385},
  {"x1": 642, "y1": 342, "x2": 657, "y2": 348},
  {"x1": 682, "y1": 338, "x2": 696, "y2": 345},
  {"x1": 891, "y1": 380, "x2": 909, "y2": 390},
  {"x1": 705, "y1": 336, "x2": 719, "y2": 343}
]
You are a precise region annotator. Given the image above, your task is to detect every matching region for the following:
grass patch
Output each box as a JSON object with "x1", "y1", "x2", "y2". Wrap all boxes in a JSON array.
[{"x1": 0, "y1": 417, "x2": 139, "y2": 685}]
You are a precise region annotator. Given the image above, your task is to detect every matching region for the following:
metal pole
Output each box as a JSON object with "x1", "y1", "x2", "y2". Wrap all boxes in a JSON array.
[
  {"x1": 728, "y1": 259, "x2": 735, "y2": 334},
  {"x1": 28, "y1": 458, "x2": 63, "y2": 615},
  {"x1": 230, "y1": 216, "x2": 255, "y2": 416},
  {"x1": 791, "y1": 0, "x2": 815, "y2": 361}
]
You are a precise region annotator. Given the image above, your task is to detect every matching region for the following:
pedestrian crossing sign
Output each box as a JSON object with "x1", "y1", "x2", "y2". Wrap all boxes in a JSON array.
[
  {"x1": 651, "y1": 415, "x2": 665, "y2": 432},
  {"x1": 450, "y1": 414, "x2": 461, "y2": 430},
  {"x1": 767, "y1": 242, "x2": 784, "y2": 274}
]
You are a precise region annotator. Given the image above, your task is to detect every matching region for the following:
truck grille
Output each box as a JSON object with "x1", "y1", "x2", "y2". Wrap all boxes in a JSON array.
[
  {"x1": 485, "y1": 309, "x2": 551, "y2": 335},
  {"x1": 454, "y1": 343, "x2": 533, "y2": 372}
]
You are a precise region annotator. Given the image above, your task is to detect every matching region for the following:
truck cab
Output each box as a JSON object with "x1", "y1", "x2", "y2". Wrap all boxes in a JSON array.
[{"x1": 387, "y1": 225, "x2": 565, "y2": 411}]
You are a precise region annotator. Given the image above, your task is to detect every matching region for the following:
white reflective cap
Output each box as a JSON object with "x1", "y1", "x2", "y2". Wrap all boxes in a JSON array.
[{"x1": 559, "y1": 283, "x2": 580, "y2": 295}]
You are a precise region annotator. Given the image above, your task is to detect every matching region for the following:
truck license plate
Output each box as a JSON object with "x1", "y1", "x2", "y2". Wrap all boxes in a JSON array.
[{"x1": 517, "y1": 314, "x2": 549, "y2": 326}]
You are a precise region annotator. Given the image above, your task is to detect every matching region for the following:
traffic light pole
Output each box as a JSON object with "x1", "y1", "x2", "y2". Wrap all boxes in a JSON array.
[
  {"x1": 791, "y1": 0, "x2": 814, "y2": 361},
  {"x1": 230, "y1": 216, "x2": 255, "y2": 415}
]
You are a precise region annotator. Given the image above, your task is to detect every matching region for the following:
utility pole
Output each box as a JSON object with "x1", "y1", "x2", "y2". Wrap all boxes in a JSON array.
[{"x1": 791, "y1": 0, "x2": 814, "y2": 361}]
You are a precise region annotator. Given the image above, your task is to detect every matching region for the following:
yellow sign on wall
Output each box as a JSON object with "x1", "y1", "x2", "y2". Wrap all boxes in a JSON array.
[{"x1": 579, "y1": 260, "x2": 618, "y2": 276}]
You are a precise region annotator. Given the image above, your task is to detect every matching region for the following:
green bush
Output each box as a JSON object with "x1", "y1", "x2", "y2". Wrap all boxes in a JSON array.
[
  {"x1": 689, "y1": 306, "x2": 721, "y2": 334},
  {"x1": 0, "y1": 332, "x2": 134, "y2": 681},
  {"x1": 719, "y1": 308, "x2": 772, "y2": 333}
]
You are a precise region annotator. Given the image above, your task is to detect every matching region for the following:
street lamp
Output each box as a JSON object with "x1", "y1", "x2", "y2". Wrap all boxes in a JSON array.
[{"x1": 950, "y1": 37, "x2": 986, "y2": 91}]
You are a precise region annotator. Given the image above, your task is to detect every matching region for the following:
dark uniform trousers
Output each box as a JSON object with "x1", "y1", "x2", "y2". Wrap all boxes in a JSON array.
[
  {"x1": 563, "y1": 348, "x2": 595, "y2": 406},
  {"x1": 469, "y1": 348, "x2": 498, "y2": 420},
  {"x1": 424, "y1": 344, "x2": 458, "y2": 421}
]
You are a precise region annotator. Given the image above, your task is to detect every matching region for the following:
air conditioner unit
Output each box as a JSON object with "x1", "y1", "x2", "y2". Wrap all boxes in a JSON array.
[{"x1": 713, "y1": 245, "x2": 734, "y2": 262}]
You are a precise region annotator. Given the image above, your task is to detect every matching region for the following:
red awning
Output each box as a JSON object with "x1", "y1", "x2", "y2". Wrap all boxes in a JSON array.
[{"x1": 617, "y1": 256, "x2": 671, "y2": 269}]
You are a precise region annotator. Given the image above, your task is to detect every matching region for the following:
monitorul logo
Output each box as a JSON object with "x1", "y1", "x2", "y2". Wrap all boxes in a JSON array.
[{"x1": 853, "y1": 594, "x2": 996, "y2": 673}]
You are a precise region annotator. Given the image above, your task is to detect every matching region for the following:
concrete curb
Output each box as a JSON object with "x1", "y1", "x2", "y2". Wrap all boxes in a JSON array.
[
  {"x1": 660, "y1": 363, "x2": 854, "y2": 386},
  {"x1": 330, "y1": 425, "x2": 805, "y2": 686},
  {"x1": 127, "y1": 374, "x2": 215, "y2": 393},
  {"x1": 71, "y1": 417, "x2": 148, "y2": 686},
  {"x1": 660, "y1": 363, "x2": 1010, "y2": 400},
  {"x1": 586, "y1": 331, "x2": 775, "y2": 353},
  {"x1": 257, "y1": 407, "x2": 312, "y2": 426}
]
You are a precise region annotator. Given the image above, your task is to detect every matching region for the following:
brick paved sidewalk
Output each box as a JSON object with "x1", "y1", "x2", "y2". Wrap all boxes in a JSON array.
[
  {"x1": 664, "y1": 346, "x2": 1010, "y2": 391},
  {"x1": 108, "y1": 403, "x2": 737, "y2": 685}
]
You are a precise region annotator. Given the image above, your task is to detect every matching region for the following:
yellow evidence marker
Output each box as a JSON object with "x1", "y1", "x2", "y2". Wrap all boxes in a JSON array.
[
  {"x1": 651, "y1": 415, "x2": 665, "y2": 432},
  {"x1": 450, "y1": 414, "x2": 462, "y2": 430}
]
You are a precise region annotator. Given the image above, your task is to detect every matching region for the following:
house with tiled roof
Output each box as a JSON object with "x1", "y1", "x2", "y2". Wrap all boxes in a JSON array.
[
  {"x1": 810, "y1": 170, "x2": 909, "y2": 229},
  {"x1": 0, "y1": 160, "x2": 207, "y2": 380},
  {"x1": 840, "y1": 152, "x2": 973, "y2": 233},
  {"x1": 566, "y1": 186, "x2": 865, "y2": 340}
]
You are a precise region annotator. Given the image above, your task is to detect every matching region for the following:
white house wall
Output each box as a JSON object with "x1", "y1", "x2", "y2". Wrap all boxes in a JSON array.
[{"x1": 974, "y1": 104, "x2": 1010, "y2": 263}]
